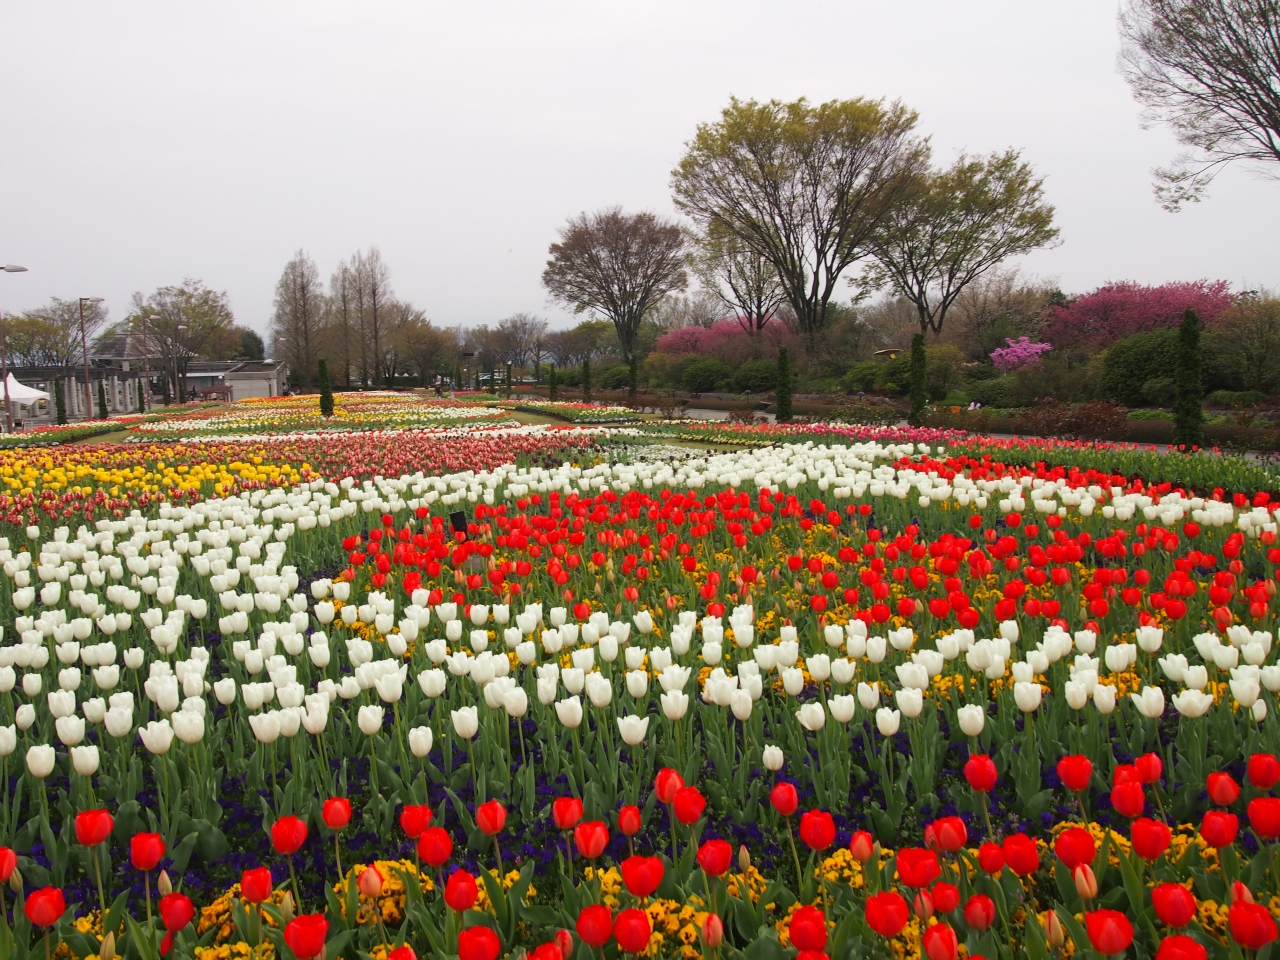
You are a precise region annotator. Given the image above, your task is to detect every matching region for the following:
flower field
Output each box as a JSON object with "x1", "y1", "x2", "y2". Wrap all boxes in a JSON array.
[{"x1": 1, "y1": 399, "x2": 1280, "y2": 959}]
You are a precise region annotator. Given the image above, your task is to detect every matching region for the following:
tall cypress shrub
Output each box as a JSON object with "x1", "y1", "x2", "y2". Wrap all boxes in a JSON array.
[
  {"x1": 505, "y1": 362, "x2": 513, "y2": 398},
  {"x1": 55, "y1": 381, "x2": 67, "y2": 425},
  {"x1": 775, "y1": 348, "x2": 793, "y2": 423},
  {"x1": 582, "y1": 358, "x2": 591, "y2": 401},
  {"x1": 628, "y1": 354, "x2": 638, "y2": 403},
  {"x1": 97, "y1": 380, "x2": 108, "y2": 419},
  {"x1": 549, "y1": 364, "x2": 559, "y2": 400},
  {"x1": 1172, "y1": 308, "x2": 1203, "y2": 449},
  {"x1": 136, "y1": 379, "x2": 145, "y2": 412},
  {"x1": 908, "y1": 333, "x2": 928, "y2": 426},
  {"x1": 318, "y1": 359, "x2": 334, "y2": 417}
]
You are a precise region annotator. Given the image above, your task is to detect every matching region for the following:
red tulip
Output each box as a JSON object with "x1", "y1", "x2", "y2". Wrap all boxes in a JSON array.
[
  {"x1": 1111, "y1": 781, "x2": 1145, "y2": 818},
  {"x1": 458, "y1": 926, "x2": 501, "y2": 960},
  {"x1": 617, "y1": 805, "x2": 642, "y2": 836},
  {"x1": 931, "y1": 882, "x2": 960, "y2": 913},
  {"x1": 1056, "y1": 754, "x2": 1092, "y2": 792},
  {"x1": 922, "y1": 921, "x2": 958, "y2": 960},
  {"x1": 271, "y1": 816, "x2": 308, "y2": 855},
  {"x1": 913, "y1": 889, "x2": 935, "y2": 921},
  {"x1": 418, "y1": 827, "x2": 453, "y2": 867},
  {"x1": 925, "y1": 816, "x2": 966, "y2": 853},
  {"x1": 789, "y1": 906, "x2": 827, "y2": 951},
  {"x1": 1113, "y1": 763, "x2": 1141, "y2": 785},
  {"x1": 445, "y1": 870, "x2": 478, "y2": 911},
  {"x1": 131, "y1": 832, "x2": 165, "y2": 872},
  {"x1": 614, "y1": 908, "x2": 651, "y2": 954},
  {"x1": 654, "y1": 768, "x2": 684, "y2": 804},
  {"x1": 865, "y1": 891, "x2": 910, "y2": 937},
  {"x1": 1151, "y1": 883, "x2": 1196, "y2": 928},
  {"x1": 388, "y1": 947, "x2": 417, "y2": 960},
  {"x1": 1156, "y1": 934, "x2": 1207, "y2": 960},
  {"x1": 896, "y1": 848, "x2": 941, "y2": 888},
  {"x1": 475, "y1": 800, "x2": 506, "y2": 836},
  {"x1": 159, "y1": 892, "x2": 195, "y2": 932},
  {"x1": 848, "y1": 830, "x2": 874, "y2": 862},
  {"x1": 553, "y1": 797, "x2": 583, "y2": 830},
  {"x1": 1135, "y1": 752, "x2": 1163, "y2": 784},
  {"x1": 0, "y1": 847, "x2": 15, "y2": 882},
  {"x1": 964, "y1": 894, "x2": 995, "y2": 931},
  {"x1": 1086, "y1": 909, "x2": 1134, "y2": 955},
  {"x1": 1229, "y1": 900, "x2": 1278, "y2": 950},
  {"x1": 554, "y1": 928, "x2": 574, "y2": 959},
  {"x1": 75, "y1": 809, "x2": 114, "y2": 847},
  {"x1": 1200, "y1": 810, "x2": 1239, "y2": 848},
  {"x1": 576, "y1": 904, "x2": 613, "y2": 947},
  {"x1": 1053, "y1": 827, "x2": 1096, "y2": 869},
  {"x1": 701, "y1": 913, "x2": 724, "y2": 948},
  {"x1": 963, "y1": 754, "x2": 997, "y2": 792},
  {"x1": 798, "y1": 810, "x2": 836, "y2": 851},
  {"x1": 24, "y1": 887, "x2": 66, "y2": 927},
  {"x1": 358, "y1": 865, "x2": 384, "y2": 898},
  {"x1": 977, "y1": 842, "x2": 1004, "y2": 874},
  {"x1": 573, "y1": 821, "x2": 609, "y2": 859},
  {"x1": 1246, "y1": 793, "x2": 1280, "y2": 843},
  {"x1": 1207, "y1": 772, "x2": 1240, "y2": 806},
  {"x1": 697, "y1": 839, "x2": 733, "y2": 876},
  {"x1": 1131, "y1": 817, "x2": 1172, "y2": 861},
  {"x1": 1002, "y1": 834, "x2": 1039, "y2": 876},
  {"x1": 323, "y1": 797, "x2": 353, "y2": 831},
  {"x1": 770, "y1": 782, "x2": 799, "y2": 817},
  {"x1": 240, "y1": 867, "x2": 273, "y2": 904},
  {"x1": 1249, "y1": 752, "x2": 1280, "y2": 789},
  {"x1": 673, "y1": 786, "x2": 706, "y2": 825},
  {"x1": 620, "y1": 856, "x2": 663, "y2": 898}
]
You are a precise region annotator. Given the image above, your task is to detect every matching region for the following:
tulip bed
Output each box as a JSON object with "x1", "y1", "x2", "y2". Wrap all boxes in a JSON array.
[
  {"x1": 3, "y1": 426, "x2": 1280, "y2": 959},
  {"x1": 494, "y1": 402, "x2": 644, "y2": 425}
]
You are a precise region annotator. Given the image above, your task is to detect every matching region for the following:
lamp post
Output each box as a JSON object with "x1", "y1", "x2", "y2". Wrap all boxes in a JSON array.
[
  {"x1": 139, "y1": 314, "x2": 160, "y2": 410},
  {"x1": 79, "y1": 297, "x2": 104, "y2": 419},
  {"x1": 174, "y1": 324, "x2": 187, "y2": 403},
  {"x1": 0, "y1": 265, "x2": 29, "y2": 434}
]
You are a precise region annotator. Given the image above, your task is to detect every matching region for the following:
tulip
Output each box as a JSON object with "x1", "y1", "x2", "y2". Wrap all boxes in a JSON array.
[
  {"x1": 1200, "y1": 810, "x2": 1239, "y2": 848},
  {"x1": 922, "y1": 922, "x2": 958, "y2": 960},
  {"x1": 159, "y1": 892, "x2": 195, "y2": 932},
  {"x1": 1208, "y1": 772, "x2": 1241, "y2": 806},
  {"x1": 700, "y1": 913, "x2": 724, "y2": 949},
  {"x1": 613, "y1": 908, "x2": 651, "y2": 954},
  {"x1": 26, "y1": 744, "x2": 55, "y2": 779},
  {"x1": 770, "y1": 782, "x2": 799, "y2": 817},
  {"x1": 618, "y1": 805, "x2": 642, "y2": 836},
  {"x1": 0, "y1": 846, "x2": 15, "y2": 883},
  {"x1": 673, "y1": 786, "x2": 706, "y2": 825},
  {"x1": 1250, "y1": 753, "x2": 1280, "y2": 789},
  {"x1": 451, "y1": 705, "x2": 479, "y2": 739},
  {"x1": 1111, "y1": 781, "x2": 1145, "y2": 818},
  {"x1": 476, "y1": 799, "x2": 507, "y2": 836},
  {"x1": 554, "y1": 696, "x2": 583, "y2": 729},
  {"x1": 1002, "y1": 833, "x2": 1039, "y2": 876},
  {"x1": 1132, "y1": 817, "x2": 1172, "y2": 861},
  {"x1": 574, "y1": 821, "x2": 609, "y2": 859},
  {"x1": 24, "y1": 886, "x2": 66, "y2": 927},
  {"x1": 616, "y1": 714, "x2": 649, "y2": 745},
  {"x1": 956, "y1": 704, "x2": 985, "y2": 737},
  {"x1": 865, "y1": 890, "x2": 909, "y2": 937},
  {"x1": 1057, "y1": 754, "x2": 1092, "y2": 792},
  {"x1": 620, "y1": 855, "x2": 663, "y2": 897},
  {"x1": 799, "y1": 810, "x2": 836, "y2": 851},
  {"x1": 964, "y1": 894, "x2": 995, "y2": 931},
  {"x1": 762, "y1": 744, "x2": 784, "y2": 771},
  {"x1": 323, "y1": 798, "x2": 352, "y2": 832},
  {"x1": 75, "y1": 809, "x2": 114, "y2": 846},
  {"x1": 400, "y1": 804, "x2": 432, "y2": 839},
  {"x1": 553, "y1": 797, "x2": 584, "y2": 831},
  {"x1": 849, "y1": 830, "x2": 874, "y2": 862},
  {"x1": 925, "y1": 816, "x2": 966, "y2": 853},
  {"x1": 1229, "y1": 900, "x2": 1278, "y2": 950},
  {"x1": 789, "y1": 906, "x2": 827, "y2": 951},
  {"x1": 271, "y1": 816, "x2": 308, "y2": 855},
  {"x1": 71, "y1": 745, "x2": 100, "y2": 777},
  {"x1": 963, "y1": 754, "x2": 997, "y2": 792},
  {"x1": 1151, "y1": 882, "x2": 1196, "y2": 928},
  {"x1": 796, "y1": 702, "x2": 826, "y2": 732},
  {"x1": 1053, "y1": 827, "x2": 1095, "y2": 869},
  {"x1": 418, "y1": 827, "x2": 453, "y2": 867},
  {"x1": 284, "y1": 914, "x2": 329, "y2": 960},
  {"x1": 576, "y1": 904, "x2": 613, "y2": 948},
  {"x1": 896, "y1": 848, "x2": 940, "y2": 888},
  {"x1": 408, "y1": 726, "x2": 434, "y2": 758},
  {"x1": 1155, "y1": 934, "x2": 1208, "y2": 960},
  {"x1": 241, "y1": 866, "x2": 274, "y2": 903},
  {"x1": 131, "y1": 832, "x2": 165, "y2": 871},
  {"x1": 1086, "y1": 909, "x2": 1134, "y2": 955},
  {"x1": 444, "y1": 869, "x2": 478, "y2": 911}
]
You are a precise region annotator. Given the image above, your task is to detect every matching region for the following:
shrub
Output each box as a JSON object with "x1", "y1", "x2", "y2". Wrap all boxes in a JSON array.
[
  {"x1": 776, "y1": 348, "x2": 793, "y2": 422},
  {"x1": 1206, "y1": 389, "x2": 1265, "y2": 408},
  {"x1": 1172, "y1": 309, "x2": 1203, "y2": 448},
  {"x1": 318, "y1": 359, "x2": 334, "y2": 417},
  {"x1": 1140, "y1": 376, "x2": 1176, "y2": 407},
  {"x1": 842, "y1": 360, "x2": 883, "y2": 393},
  {"x1": 829, "y1": 403, "x2": 902, "y2": 426},
  {"x1": 1097, "y1": 327, "x2": 1241, "y2": 407},
  {"x1": 908, "y1": 334, "x2": 927, "y2": 425},
  {"x1": 599, "y1": 364, "x2": 631, "y2": 390},
  {"x1": 681, "y1": 358, "x2": 732, "y2": 393},
  {"x1": 969, "y1": 377, "x2": 1012, "y2": 407},
  {"x1": 731, "y1": 360, "x2": 776, "y2": 393}
]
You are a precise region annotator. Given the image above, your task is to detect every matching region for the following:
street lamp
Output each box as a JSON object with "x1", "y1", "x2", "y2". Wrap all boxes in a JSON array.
[
  {"x1": 137, "y1": 314, "x2": 160, "y2": 410},
  {"x1": 174, "y1": 323, "x2": 187, "y2": 403},
  {"x1": 79, "y1": 297, "x2": 104, "y2": 419},
  {"x1": 1, "y1": 265, "x2": 28, "y2": 433}
]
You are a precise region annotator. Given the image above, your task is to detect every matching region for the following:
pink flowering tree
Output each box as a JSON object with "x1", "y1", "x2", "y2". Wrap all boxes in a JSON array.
[
  {"x1": 1044, "y1": 279, "x2": 1233, "y2": 349},
  {"x1": 990, "y1": 337, "x2": 1052, "y2": 372},
  {"x1": 655, "y1": 318, "x2": 793, "y2": 364}
]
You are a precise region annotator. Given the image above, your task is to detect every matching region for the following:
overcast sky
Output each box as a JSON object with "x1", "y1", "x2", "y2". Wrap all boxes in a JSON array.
[{"x1": 2, "y1": 1, "x2": 1278, "y2": 335}]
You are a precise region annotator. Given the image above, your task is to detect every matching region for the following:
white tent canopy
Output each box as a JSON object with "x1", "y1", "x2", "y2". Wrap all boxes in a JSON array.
[{"x1": 2, "y1": 374, "x2": 49, "y2": 405}]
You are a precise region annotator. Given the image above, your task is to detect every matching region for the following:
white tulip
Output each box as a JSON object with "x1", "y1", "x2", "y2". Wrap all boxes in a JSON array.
[
  {"x1": 730, "y1": 689, "x2": 753, "y2": 721},
  {"x1": 957, "y1": 704, "x2": 985, "y2": 737},
  {"x1": 82, "y1": 697, "x2": 106, "y2": 723},
  {"x1": 56, "y1": 715, "x2": 86, "y2": 746},
  {"x1": 1136, "y1": 626, "x2": 1164, "y2": 653},
  {"x1": 875, "y1": 707, "x2": 901, "y2": 737},
  {"x1": 584, "y1": 673, "x2": 612, "y2": 708},
  {"x1": 1064, "y1": 680, "x2": 1089, "y2": 710},
  {"x1": 1230, "y1": 677, "x2": 1260, "y2": 709},
  {"x1": 26, "y1": 744, "x2": 55, "y2": 778},
  {"x1": 762, "y1": 744, "x2": 784, "y2": 771},
  {"x1": 15, "y1": 704, "x2": 34, "y2": 731},
  {"x1": 104, "y1": 706, "x2": 133, "y2": 738},
  {"x1": 1013, "y1": 681, "x2": 1042, "y2": 713},
  {"x1": 806, "y1": 654, "x2": 831, "y2": 682},
  {"x1": 633, "y1": 611, "x2": 653, "y2": 635},
  {"x1": 626, "y1": 670, "x2": 649, "y2": 698},
  {"x1": 555, "y1": 696, "x2": 583, "y2": 728},
  {"x1": 374, "y1": 670, "x2": 404, "y2": 703},
  {"x1": 418, "y1": 669, "x2": 447, "y2": 698},
  {"x1": 1131, "y1": 686, "x2": 1165, "y2": 718},
  {"x1": 503, "y1": 687, "x2": 528, "y2": 718},
  {"x1": 857, "y1": 681, "x2": 879, "y2": 711},
  {"x1": 830, "y1": 658, "x2": 856, "y2": 685},
  {"x1": 829, "y1": 694, "x2": 856, "y2": 724},
  {"x1": 0, "y1": 724, "x2": 15, "y2": 757},
  {"x1": 451, "y1": 705, "x2": 479, "y2": 739},
  {"x1": 173, "y1": 710, "x2": 204, "y2": 744},
  {"x1": 22, "y1": 673, "x2": 41, "y2": 697},
  {"x1": 1172, "y1": 688, "x2": 1213, "y2": 718},
  {"x1": 895, "y1": 687, "x2": 923, "y2": 718},
  {"x1": 139, "y1": 719, "x2": 175, "y2": 754},
  {"x1": 617, "y1": 714, "x2": 650, "y2": 745},
  {"x1": 356, "y1": 704, "x2": 384, "y2": 736},
  {"x1": 795, "y1": 701, "x2": 825, "y2": 732},
  {"x1": 47, "y1": 689, "x2": 76, "y2": 719},
  {"x1": 1254, "y1": 700, "x2": 1269, "y2": 722},
  {"x1": 562, "y1": 667, "x2": 585, "y2": 695},
  {"x1": 408, "y1": 726, "x2": 434, "y2": 758},
  {"x1": 660, "y1": 689, "x2": 688, "y2": 720},
  {"x1": 0, "y1": 666, "x2": 12, "y2": 693},
  {"x1": 865, "y1": 636, "x2": 887, "y2": 664}
]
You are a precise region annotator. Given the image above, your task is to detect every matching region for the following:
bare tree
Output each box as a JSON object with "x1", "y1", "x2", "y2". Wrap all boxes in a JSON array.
[
  {"x1": 671, "y1": 97, "x2": 929, "y2": 347},
  {"x1": 868, "y1": 150, "x2": 1059, "y2": 338},
  {"x1": 396, "y1": 315, "x2": 452, "y2": 385},
  {"x1": 17, "y1": 298, "x2": 109, "y2": 366},
  {"x1": 131, "y1": 279, "x2": 234, "y2": 398},
  {"x1": 542, "y1": 208, "x2": 688, "y2": 360},
  {"x1": 646, "y1": 290, "x2": 726, "y2": 331},
  {"x1": 1120, "y1": 0, "x2": 1280, "y2": 208},
  {"x1": 362, "y1": 248, "x2": 394, "y2": 387},
  {"x1": 495, "y1": 313, "x2": 549, "y2": 368},
  {"x1": 690, "y1": 223, "x2": 785, "y2": 332},
  {"x1": 328, "y1": 261, "x2": 358, "y2": 387},
  {"x1": 270, "y1": 250, "x2": 325, "y2": 386}
]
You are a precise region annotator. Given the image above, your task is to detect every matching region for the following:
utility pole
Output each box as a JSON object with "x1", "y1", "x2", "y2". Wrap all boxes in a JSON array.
[
  {"x1": 79, "y1": 296, "x2": 104, "y2": 419},
  {"x1": 0, "y1": 265, "x2": 29, "y2": 432}
]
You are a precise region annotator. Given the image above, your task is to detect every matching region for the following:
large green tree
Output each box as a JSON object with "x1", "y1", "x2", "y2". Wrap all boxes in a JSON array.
[{"x1": 671, "y1": 97, "x2": 928, "y2": 347}]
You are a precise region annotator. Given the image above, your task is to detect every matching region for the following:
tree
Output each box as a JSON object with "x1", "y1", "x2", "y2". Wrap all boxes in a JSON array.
[
  {"x1": 628, "y1": 353, "x2": 638, "y2": 402},
  {"x1": 328, "y1": 261, "x2": 358, "y2": 386},
  {"x1": 543, "y1": 208, "x2": 688, "y2": 360},
  {"x1": 672, "y1": 97, "x2": 929, "y2": 347},
  {"x1": 239, "y1": 328, "x2": 265, "y2": 361},
  {"x1": 496, "y1": 313, "x2": 549, "y2": 368},
  {"x1": 548, "y1": 363, "x2": 559, "y2": 400},
  {"x1": 775, "y1": 348, "x2": 793, "y2": 422},
  {"x1": 1045, "y1": 280, "x2": 1234, "y2": 350},
  {"x1": 1120, "y1": 0, "x2": 1280, "y2": 209},
  {"x1": 646, "y1": 289, "x2": 726, "y2": 331},
  {"x1": 270, "y1": 251, "x2": 324, "y2": 385},
  {"x1": 136, "y1": 379, "x2": 145, "y2": 412},
  {"x1": 55, "y1": 381, "x2": 66, "y2": 424},
  {"x1": 396, "y1": 315, "x2": 451, "y2": 386},
  {"x1": 359, "y1": 248, "x2": 394, "y2": 387},
  {"x1": 869, "y1": 150, "x2": 1059, "y2": 339},
  {"x1": 129, "y1": 279, "x2": 235, "y2": 401},
  {"x1": 691, "y1": 223, "x2": 786, "y2": 332},
  {"x1": 11, "y1": 298, "x2": 109, "y2": 366},
  {"x1": 96, "y1": 380, "x2": 107, "y2": 419},
  {"x1": 908, "y1": 333, "x2": 928, "y2": 425},
  {"x1": 1220, "y1": 289, "x2": 1280, "y2": 390},
  {"x1": 318, "y1": 358, "x2": 334, "y2": 417},
  {"x1": 1173, "y1": 309, "x2": 1203, "y2": 447}
]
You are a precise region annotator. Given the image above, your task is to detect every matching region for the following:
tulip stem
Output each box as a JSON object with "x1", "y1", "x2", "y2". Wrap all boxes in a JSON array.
[
  {"x1": 784, "y1": 818, "x2": 804, "y2": 895},
  {"x1": 334, "y1": 833, "x2": 344, "y2": 884},
  {"x1": 145, "y1": 871, "x2": 152, "y2": 928},
  {"x1": 493, "y1": 837, "x2": 504, "y2": 877},
  {"x1": 288, "y1": 854, "x2": 302, "y2": 913},
  {"x1": 92, "y1": 844, "x2": 108, "y2": 927}
]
